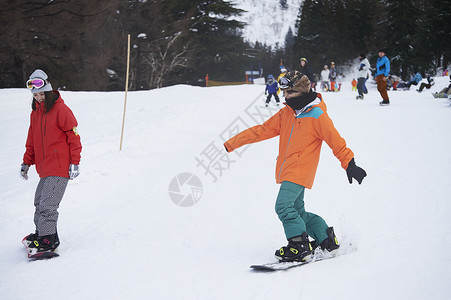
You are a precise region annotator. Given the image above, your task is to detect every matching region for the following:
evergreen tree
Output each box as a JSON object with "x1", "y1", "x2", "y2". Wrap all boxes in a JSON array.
[
  {"x1": 167, "y1": 0, "x2": 249, "y2": 83},
  {"x1": 418, "y1": 0, "x2": 451, "y2": 71},
  {"x1": 293, "y1": 0, "x2": 321, "y2": 72},
  {"x1": 382, "y1": 0, "x2": 423, "y2": 78},
  {"x1": 284, "y1": 27, "x2": 295, "y2": 68},
  {"x1": 0, "y1": 0, "x2": 122, "y2": 90}
]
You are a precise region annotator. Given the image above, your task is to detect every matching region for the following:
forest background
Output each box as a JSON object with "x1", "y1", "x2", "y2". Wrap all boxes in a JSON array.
[{"x1": 1, "y1": 0, "x2": 449, "y2": 91}]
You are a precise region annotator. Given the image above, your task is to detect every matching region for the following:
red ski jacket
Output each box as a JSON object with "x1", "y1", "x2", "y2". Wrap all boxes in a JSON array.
[{"x1": 23, "y1": 91, "x2": 82, "y2": 178}]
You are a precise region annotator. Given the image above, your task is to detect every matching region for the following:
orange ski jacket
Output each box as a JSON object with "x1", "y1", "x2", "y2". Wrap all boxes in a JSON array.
[{"x1": 224, "y1": 94, "x2": 353, "y2": 189}]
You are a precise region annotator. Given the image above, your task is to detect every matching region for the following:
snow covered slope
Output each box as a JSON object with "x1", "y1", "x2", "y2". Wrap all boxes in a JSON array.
[
  {"x1": 1, "y1": 77, "x2": 451, "y2": 299},
  {"x1": 234, "y1": 0, "x2": 303, "y2": 46}
]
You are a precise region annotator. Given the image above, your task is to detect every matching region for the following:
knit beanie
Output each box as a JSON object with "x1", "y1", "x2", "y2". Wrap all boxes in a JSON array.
[{"x1": 29, "y1": 69, "x2": 53, "y2": 93}]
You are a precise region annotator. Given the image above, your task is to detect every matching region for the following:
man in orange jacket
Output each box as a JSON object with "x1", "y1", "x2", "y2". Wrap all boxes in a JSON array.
[{"x1": 224, "y1": 70, "x2": 366, "y2": 263}]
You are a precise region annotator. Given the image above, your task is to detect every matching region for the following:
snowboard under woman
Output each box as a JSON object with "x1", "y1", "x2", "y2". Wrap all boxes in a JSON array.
[
  {"x1": 21, "y1": 69, "x2": 82, "y2": 256},
  {"x1": 224, "y1": 70, "x2": 367, "y2": 262}
]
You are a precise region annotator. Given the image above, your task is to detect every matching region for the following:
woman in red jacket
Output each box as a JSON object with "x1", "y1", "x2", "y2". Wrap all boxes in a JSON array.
[{"x1": 20, "y1": 69, "x2": 82, "y2": 256}]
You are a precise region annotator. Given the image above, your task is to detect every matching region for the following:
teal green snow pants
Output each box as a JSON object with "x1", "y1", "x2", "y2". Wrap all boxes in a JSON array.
[{"x1": 275, "y1": 181, "x2": 329, "y2": 243}]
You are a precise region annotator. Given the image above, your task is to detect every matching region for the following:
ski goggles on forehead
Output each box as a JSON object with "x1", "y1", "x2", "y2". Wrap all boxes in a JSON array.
[
  {"x1": 278, "y1": 76, "x2": 293, "y2": 89},
  {"x1": 26, "y1": 78, "x2": 48, "y2": 90}
]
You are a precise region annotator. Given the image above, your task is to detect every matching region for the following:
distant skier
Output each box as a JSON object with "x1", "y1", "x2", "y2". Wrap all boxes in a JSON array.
[
  {"x1": 432, "y1": 75, "x2": 451, "y2": 98},
  {"x1": 388, "y1": 74, "x2": 401, "y2": 90},
  {"x1": 405, "y1": 72, "x2": 422, "y2": 89},
  {"x1": 356, "y1": 53, "x2": 370, "y2": 100},
  {"x1": 329, "y1": 62, "x2": 337, "y2": 91},
  {"x1": 299, "y1": 58, "x2": 316, "y2": 91},
  {"x1": 277, "y1": 68, "x2": 288, "y2": 95},
  {"x1": 417, "y1": 74, "x2": 435, "y2": 92},
  {"x1": 224, "y1": 70, "x2": 367, "y2": 263},
  {"x1": 351, "y1": 78, "x2": 357, "y2": 91},
  {"x1": 21, "y1": 69, "x2": 82, "y2": 257},
  {"x1": 265, "y1": 74, "x2": 280, "y2": 106},
  {"x1": 337, "y1": 73, "x2": 344, "y2": 91},
  {"x1": 375, "y1": 49, "x2": 390, "y2": 105},
  {"x1": 320, "y1": 65, "x2": 330, "y2": 91}
]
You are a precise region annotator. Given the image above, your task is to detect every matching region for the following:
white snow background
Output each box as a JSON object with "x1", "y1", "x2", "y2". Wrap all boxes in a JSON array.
[{"x1": 1, "y1": 76, "x2": 451, "y2": 299}]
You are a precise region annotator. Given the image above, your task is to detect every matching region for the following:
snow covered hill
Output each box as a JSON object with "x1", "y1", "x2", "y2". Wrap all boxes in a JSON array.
[
  {"x1": 234, "y1": 0, "x2": 303, "y2": 46},
  {"x1": 1, "y1": 77, "x2": 451, "y2": 299}
]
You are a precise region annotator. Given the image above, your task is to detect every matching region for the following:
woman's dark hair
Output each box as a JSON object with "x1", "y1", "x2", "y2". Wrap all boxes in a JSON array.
[{"x1": 32, "y1": 91, "x2": 58, "y2": 113}]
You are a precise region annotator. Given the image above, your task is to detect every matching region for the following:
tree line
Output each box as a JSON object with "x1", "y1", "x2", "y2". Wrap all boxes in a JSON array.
[
  {"x1": 290, "y1": 0, "x2": 450, "y2": 80},
  {"x1": 0, "y1": 0, "x2": 449, "y2": 91},
  {"x1": 0, "y1": 0, "x2": 251, "y2": 90}
]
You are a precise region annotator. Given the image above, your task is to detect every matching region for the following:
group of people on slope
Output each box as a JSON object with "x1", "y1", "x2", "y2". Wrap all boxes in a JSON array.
[
  {"x1": 389, "y1": 72, "x2": 435, "y2": 93},
  {"x1": 354, "y1": 49, "x2": 391, "y2": 105},
  {"x1": 320, "y1": 62, "x2": 342, "y2": 92},
  {"x1": 266, "y1": 50, "x2": 391, "y2": 107}
]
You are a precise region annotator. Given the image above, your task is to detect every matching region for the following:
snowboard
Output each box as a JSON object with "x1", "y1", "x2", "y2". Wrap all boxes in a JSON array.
[
  {"x1": 251, "y1": 242, "x2": 356, "y2": 272},
  {"x1": 251, "y1": 259, "x2": 310, "y2": 271},
  {"x1": 432, "y1": 92, "x2": 448, "y2": 98},
  {"x1": 22, "y1": 235, "x2": 59, "y2": 260},
  {"x1": 28, "y1": 251, "x2": 59, "y2": 260},
  {"x1": 251, "y1": 252, "x2": 336, "y2": 271}
]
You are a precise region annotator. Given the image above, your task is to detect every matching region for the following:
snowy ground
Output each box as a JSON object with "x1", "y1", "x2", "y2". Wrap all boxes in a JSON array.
[{"x1": 1, "y1": 76, "x2": 450, "y2": 299}]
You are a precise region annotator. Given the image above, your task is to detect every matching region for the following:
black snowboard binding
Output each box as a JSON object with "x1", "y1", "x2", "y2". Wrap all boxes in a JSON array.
[
  {"x1": 275, "y1": 232, "x2": 313, "y2": 262},
  {"x1": 27, "y1": 233, "x2": 60, "y2": 255},
  {"x1": 23, "y1": 231, "x2": 39, "y2": 248},
  {"x1": 311, "y1": 227, "x2": 340, "y2": 254}
]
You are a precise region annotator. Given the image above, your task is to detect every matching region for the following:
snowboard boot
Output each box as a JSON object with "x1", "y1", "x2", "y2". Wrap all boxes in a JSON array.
[
  {"x1": 27, "y1": 233, "x2": 60, "y2": 255},
  {"x1": 311, "y1": 227, "x2": 340, "y2": 255},
  {"x1": 380, "y1": 100, "x2": 390, "y2": 106},
  {"x1": 275, "y1": 232, "x2": 313, "y2": 262}
]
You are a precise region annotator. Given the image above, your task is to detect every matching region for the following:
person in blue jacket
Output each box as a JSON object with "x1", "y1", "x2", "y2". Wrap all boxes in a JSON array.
[
  {"x1": 265, "y1": 74, "x2": 280, "y2": 107},
  {"x1": 406, "y1": 72, "x2": 422, "y2": 88},
  {"x1": 375, "y1": 49, "x2": 390, "y2": 105}
]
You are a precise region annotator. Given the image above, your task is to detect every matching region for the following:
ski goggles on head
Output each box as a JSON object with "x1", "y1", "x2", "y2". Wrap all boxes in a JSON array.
[
  {"x1": 278, "y1": 76, "x2": 293, "y2": 89},
  {"x1": 26, "y1": 78, "x2": 48, "y2": 90}
]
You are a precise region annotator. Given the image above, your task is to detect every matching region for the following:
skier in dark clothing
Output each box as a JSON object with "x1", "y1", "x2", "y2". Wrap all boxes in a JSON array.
[
  {"x1": 356, "y1": 54, "x2": 370, "y2": 100},
  {"x1": 265, "y1": 74, "x2": 280, "y2": 107},
  {"x1": 417, "y1": 74, "x2": 435, "y2": 92},
  {"x1": 300, "y1": 58, "x2": 316, "y2": 91}
]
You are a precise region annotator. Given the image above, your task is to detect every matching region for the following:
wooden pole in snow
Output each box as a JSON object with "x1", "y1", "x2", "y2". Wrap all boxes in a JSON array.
[{"x1": 120, "y1": 34, "x2": 131, "y2": 151}]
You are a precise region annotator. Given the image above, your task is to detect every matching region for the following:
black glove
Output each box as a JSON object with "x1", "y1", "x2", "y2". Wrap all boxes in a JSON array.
[
  {"x1": 378, "y1": 63, "x2": 385, "y2": 71},
  {"x1": 346, "y1": 158, "x2": 367, "y2": 184}
]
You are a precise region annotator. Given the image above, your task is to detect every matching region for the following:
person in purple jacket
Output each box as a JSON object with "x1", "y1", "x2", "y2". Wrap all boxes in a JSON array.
[{"x1": 265, "y1": 74, "x2": 280, "y2": 107}]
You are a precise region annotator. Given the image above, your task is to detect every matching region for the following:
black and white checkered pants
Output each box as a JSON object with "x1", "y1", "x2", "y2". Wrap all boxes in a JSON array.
[{"x1": 34, "y1": 176, "x2": 69, "y2": 236}]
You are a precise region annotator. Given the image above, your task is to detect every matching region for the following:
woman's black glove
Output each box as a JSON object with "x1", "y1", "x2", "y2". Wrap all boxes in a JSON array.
[{"x1": 346, "y1": 158, "x2": 367, "y2": 184}]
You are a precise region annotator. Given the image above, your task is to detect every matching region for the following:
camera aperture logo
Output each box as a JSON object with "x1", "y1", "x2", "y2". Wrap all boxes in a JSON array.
[{"x1": 168, "y1": 173, "x2": 203, "y2": 207}]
